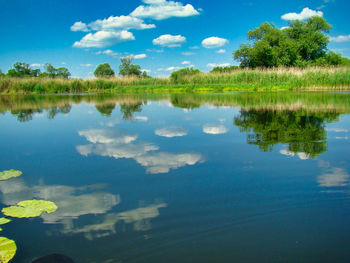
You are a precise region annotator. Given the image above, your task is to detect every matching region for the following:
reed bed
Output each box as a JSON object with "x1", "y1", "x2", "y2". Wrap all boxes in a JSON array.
[{"x1": 0, "y1": 67, "x2": 349, "y2": 94}]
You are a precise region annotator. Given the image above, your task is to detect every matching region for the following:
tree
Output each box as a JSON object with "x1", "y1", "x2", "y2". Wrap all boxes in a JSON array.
[
  {"x1": 119, "y1": 57, "x2": 141, "y2": 77},
  {"x1": 7, "y1": 62, "x2": 41, "y2": 77},
  {"x1": 0, "y1": 70, "x2": 4, "y2": 77},
  {"x1": 43, "y1": 63, "x2": 71, "y2": 79},
  {"x1": 94, "y1": 63, "x2": 115, "y2": 78},
  {"x1": 234, "y1": 17, "x2": 345, "y2": 68}
]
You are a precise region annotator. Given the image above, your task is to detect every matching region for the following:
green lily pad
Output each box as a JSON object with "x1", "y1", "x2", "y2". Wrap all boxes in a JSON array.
[
  {"x1": 0, "y1": 237, "x2": 17, "y2": 263},
  {"x1": 0, "y1": 218, "x2": 11, "y2": 225},
  {"x1": 2, "y1": 200, "x2": 58, "y2": 218},
  {"x1": 0, "y1": 170, "x2": 22, "y2": 181}
]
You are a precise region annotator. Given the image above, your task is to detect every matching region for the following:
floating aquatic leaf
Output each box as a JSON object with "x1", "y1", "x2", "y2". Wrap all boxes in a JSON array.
[
  {"x1": 0, "y1": 218, "x2": 11, "y2": 225},
  {"x1": 0, "y1": 170, "x2": 22, "y2": 181},
  {"x1": 2, "y1": 200, "x2": 58, "y2": 218},
  {"x1": 0, "y1": 237, "x2": 17, "y2": 263}
]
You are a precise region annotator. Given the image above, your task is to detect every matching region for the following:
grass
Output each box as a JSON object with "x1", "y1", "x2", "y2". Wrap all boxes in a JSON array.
[{"x1": 0, "y1": 67, "x2": 350, "y2": 94}]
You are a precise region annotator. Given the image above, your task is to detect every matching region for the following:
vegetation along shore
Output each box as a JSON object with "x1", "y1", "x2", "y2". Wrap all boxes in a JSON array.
[{"x1": 1, "y1": 17, "x2": 350, "y2": 94}]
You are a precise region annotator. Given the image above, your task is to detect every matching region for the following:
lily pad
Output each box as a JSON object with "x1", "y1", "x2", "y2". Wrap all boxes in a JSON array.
[
  {"x1": 0, "y1": 237, "x2": 17, "y2": 263},
  {"x1": 0, "y1": 170, "x2": 22, "y2": 181},
  {"x1": 2, "y1": 200, "x2": 58, "y2": 218},
  {"x1": 0, "y1": 218, "x2": 11, "y2": 225}
]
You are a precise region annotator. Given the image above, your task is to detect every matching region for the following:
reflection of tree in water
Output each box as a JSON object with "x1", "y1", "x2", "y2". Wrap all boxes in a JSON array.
[
  {"x1": 10, "y1": 105, "x2": 72, "y2": 122},
  {"x1": 170, "y1": 95, "x2": 201, "y2": 110},
  {"x1": 95, "y1": 103, "x2": 116, "y2": 117},
  {"x1": 47, "y1": 105, "x2": 72, "y2": 119},
  {"x1": 11, "y1": 109, "x2": 42, "y2": 122},
  {"x1": 120, "y1": 102, "x2": 142, "y2": 120},
  {"x1": 234, "y1": 110, "x2": 339, "y2": 157}
]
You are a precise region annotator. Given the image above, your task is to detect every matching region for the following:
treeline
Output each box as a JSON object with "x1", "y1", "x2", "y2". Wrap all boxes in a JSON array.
[{"x1": 0, "y1": 62, "x2": 71, "y2": 79}]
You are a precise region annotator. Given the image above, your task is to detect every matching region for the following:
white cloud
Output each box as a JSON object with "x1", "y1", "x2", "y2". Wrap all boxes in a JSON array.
[
  {"x1": 330, "y1": 35, "x2": 350, "y2": 43},
  {"x1": 216, "y1": 49, "x2": 226, "y2": 54},
  {"x1": 77, "y1": 128, "x2": 203, "y2": 174},
  {"x1": 326, "y1": 128, "x2": 349, "y2": 133},
  {"x1": 73, "y1": 30, "x2": 135, "y2": 48},
  {"x1": 30, "y1": 63, "x2": 41, "y2": 67},
  {"x1": 78, "y1": 129, "x2": 138, "y2": 144},
  {"x1": 96, "y1": 49, "x2": 120, "y2": 58},
  {"x1": 281, "y1": 7, "x2": 323, "y2": 21},
  {"x1": 318, "y1": 168, "x2": 350, "y2": 187},
  {"x1": 133, "y1": 54, "x2": 148, "y2": 59},
  {"x1": 130, "y1": 0, "x2": 200, "y2": 20},
  {"x1": 189, "y1": 46, "x2": 200, "y2": 50},
  {"x1": 165, "y1": 66, "x2": 182, "y2": 71},
  {"x1": 202, "y1": 37, "x2": 228, "y2": 49},
  {"x1": 203, "y1": 124, "x2": 229, "y2": 135},
  {"x1": 155, "y1": 126, "x2": 187, "y2": 138},
  {"x1": 71, "y1": 21, "x2": 90, "y2": 32},
  {"x1": 89, "y1": 15, "x2": 155, "y2": 31},
  {"x1": 181, "y1": 51, "x2": 196, "y2": 56},
  {"x1": 182, "y1": 61, "x2": 191, "y2": 65},
  {"x1": 153, "y1": 34, "x2": 186, "y2": 47},
  {"x1": 134, "y1": 116, "x2": 149, "y2": 121},
  {"x1": 207, "y1": 63, "x2": 230, "y2": 68},
  {"x1": 80, "y1": 64, "x2": 93, "y2": 67},
  {"x1": 279, "y1": 150, "x2": 311, "y2": 160},
  {"x1": 135, "y1": 152, "x2": 202, "y2": 174}
]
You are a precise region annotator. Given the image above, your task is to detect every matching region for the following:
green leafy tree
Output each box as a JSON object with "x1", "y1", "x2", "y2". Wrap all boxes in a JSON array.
[
  {"x1": 234, "y1": 17, "x2": 344, "y2": 68},
  {"x1": 94, "y1": 63, "x2": 115, "y2": 78},
  {"x1": 7, "y1": 62, "x2": 41, "y2": 77},
  {"x1": 119, "y1": 57, "x2": 141, "y2": 77},
  {"x1": 43, "y1": 63, "x2": 71, "y2": 79},
  {"x1": 210, "y1": 65, "x2": 239, "y2": 73}
]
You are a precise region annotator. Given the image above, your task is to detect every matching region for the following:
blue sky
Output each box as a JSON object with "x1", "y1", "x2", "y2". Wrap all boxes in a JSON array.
[{"x1": 0, "y1": 0, "x2": 349, "y2": 78}]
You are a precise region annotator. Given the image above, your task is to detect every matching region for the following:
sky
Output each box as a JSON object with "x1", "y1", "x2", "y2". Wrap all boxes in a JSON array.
[{"x1": 0, "y1": 0, "x2": 349, "y2": 78}]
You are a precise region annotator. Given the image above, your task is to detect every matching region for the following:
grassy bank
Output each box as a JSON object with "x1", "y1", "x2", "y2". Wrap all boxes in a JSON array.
[{"x1": 0, "y1": 67, "x2": 350, "y2": 94}]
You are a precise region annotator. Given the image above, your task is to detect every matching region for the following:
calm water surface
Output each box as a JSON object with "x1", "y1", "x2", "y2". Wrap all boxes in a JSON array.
[{"x1": 0, "y1": 93, "x2": 350, "y2": 262}]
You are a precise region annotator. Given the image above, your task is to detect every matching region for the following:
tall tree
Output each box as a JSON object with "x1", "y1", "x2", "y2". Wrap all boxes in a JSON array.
[
  {"x1": 119, "y1": 57, "x2": 141, "y2": 77},
  {"x1": 234, "y1": 17, "x2": 345, "y2": 68},
  {"x1": 94, "y1": 63, "x2": 115, "y2": 78}
]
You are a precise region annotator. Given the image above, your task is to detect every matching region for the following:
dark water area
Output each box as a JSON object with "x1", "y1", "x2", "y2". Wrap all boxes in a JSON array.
[{"x1": 0, "y1": 92, "x2": 350, "y2": 263}]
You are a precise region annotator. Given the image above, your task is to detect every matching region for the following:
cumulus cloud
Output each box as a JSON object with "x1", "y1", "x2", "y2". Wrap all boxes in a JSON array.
[
  {"x1": 181, "y1": 51, "x2": 196, "y2": 56},
  {"x1": 216, "y1": 49, "x2": 226, "y2": 54},
  {"x1": 0, "y1": 180, "x2": 120, "y2": 225},
  {"x1": 165, "y1": 66, "x2": 182, "y2": 71},
  {"x1": 130, "y1": 0, "x2": 200, "y2": 20},
  {"x1": 155, "y1": 126, "x2": 187, "y2": 138},
  {"x1": 281, "y1": 7, "x2": 323, "y2": 21},
  {"x1": 203, "y1": 124, "x2": 229, "y2": 135},
  {"x1": 153, "y1": 34, "x2": 186, "y2": 47},
  {"x1": 73, "y1": 30, "x2": 135, "y2": 48},
  {"x1": 182, "y1": 61, "x2": 191, "y2": 65},
  {"x1": 89, "y1": 15, "x2": 155, "y2": 31},
  {"x1": 78, "y1": 129, "x2": 138, "y2": 144},
  {"x1": 77, "y1": 128, "x2": 203, "y2": 174},
  {"x1": 129, "y1": 53, "x2": 147, "y2": 59},
  {"x1": 330, "y1": 35, "x2": 350, "y2": 43},
  {"x1": 80, "y1": 64, "x2": 93, "y2": 67},
  {"x1": 318, "y1": 168, "x2": 350, "y2": 187},
  {"x1": 202, "y1": 37, "x2": 229, "y2": 49},
  {"x1": 71, "y1": 21, "x2": 90, "y2": 32},
  {"x1": 135, "y1": 152, "x2": 203, "y2": 174},
  {"x1": 96, "y1": 49, "x2": 120, "y2": 58},
  {"x1": 30, "y1": 63, "x2": 41, "y2": 67},
  {"x1": 279, "y1": 149, "x2": 310, "y2": 160},
  {"x1": 134, "y1": 115, "x2": 149, "y2": 121},
  {"x1": 207, "y1": 63, "x2": 230, "y2": 68}
]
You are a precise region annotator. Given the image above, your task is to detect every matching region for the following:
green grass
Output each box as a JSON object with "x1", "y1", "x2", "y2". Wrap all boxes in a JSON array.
[{"x1": 0, "y1": 67, "x2": 350, "y2": 94}]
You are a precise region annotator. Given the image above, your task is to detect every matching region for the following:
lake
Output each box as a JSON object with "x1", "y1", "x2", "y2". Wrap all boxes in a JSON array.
[{"x1": 0, "y1": 92, "x2": 350, "y2": 263}]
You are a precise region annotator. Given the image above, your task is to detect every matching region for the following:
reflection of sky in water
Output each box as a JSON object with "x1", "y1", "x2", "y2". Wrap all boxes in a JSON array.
[{"x1": 0, "y1": 94, "x2": 350, "y2": 262}]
